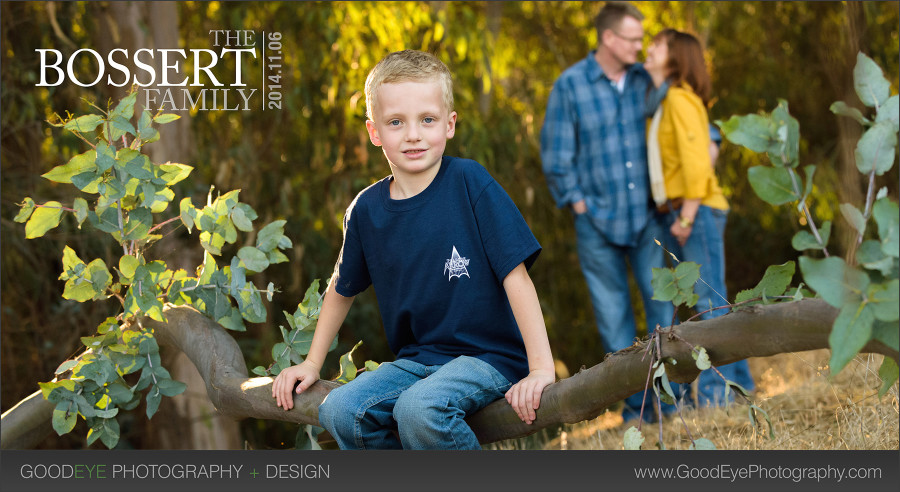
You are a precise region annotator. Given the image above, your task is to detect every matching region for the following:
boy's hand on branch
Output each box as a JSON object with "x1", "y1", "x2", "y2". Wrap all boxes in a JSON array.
[
  {"x1": 272, "y1": 361, "x2": 320, "y2": 410},
  {"x1": 505, "y1": 368, "x2": 555, "y2": 425}
]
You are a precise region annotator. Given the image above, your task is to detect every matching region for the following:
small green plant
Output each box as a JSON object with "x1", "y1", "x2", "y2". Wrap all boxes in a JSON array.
[
  {"x1": 14, "y1": 89, "x2": 335, "y2": 448},
  {"x1": 719, "y1": 52, "x2": 898, "y2": 391},
  {"x1": 249, "y1": 280, "x2": 380, "y2": 449}
]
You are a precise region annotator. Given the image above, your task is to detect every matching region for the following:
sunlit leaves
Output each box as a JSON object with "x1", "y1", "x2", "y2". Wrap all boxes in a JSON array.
[
  {"x1": 58, "y1": 246, "x2": 112, "y2": 302},
  {"x1": 73, "y1": 198, "x2": 89, "y2": 228},
  {"x1": 25, "y1": 201, "x2": 64, "y2": 238},
  {"x1": 14, "y1": 197, "x2": 35, "y2": 223},
  {"x1": 18, "y1": 89, "x2": 324, "y2": 450},
  {"x1": 42, "y1": 150, "x2": 97, "y2": 184},
  {"x1": 64, "y1": 114, "x2": 105, "y2": 133},
  {"x1": 336, "y1": 341, "x2": 364, "y2": 384}
]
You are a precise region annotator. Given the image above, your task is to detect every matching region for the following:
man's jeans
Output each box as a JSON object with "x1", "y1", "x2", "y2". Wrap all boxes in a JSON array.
[
  {"x1": 317, "y1": 356, "x2": 512, "y2": 449},
  {"x1": 661, "y1": 205, "x2": 755, "y2": 405},
  {"x1": 574, "y1": 212, "x2": 675, "y2": 417}
]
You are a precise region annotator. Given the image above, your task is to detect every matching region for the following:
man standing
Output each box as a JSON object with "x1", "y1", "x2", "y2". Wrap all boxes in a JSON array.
[{"x1": 540, "y1": 2, "x2": 673, "y2": 420}]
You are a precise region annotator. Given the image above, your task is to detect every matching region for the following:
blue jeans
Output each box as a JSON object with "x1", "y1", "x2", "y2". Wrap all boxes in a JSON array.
[
  {"x1": 317, "y1": 356, "x2": 512, "y2": 449},
  {"x1": 574, "y1": 212, "x2": 676, "y2": 418},
  {"x1": 661, "y1": 205, "x2": 755, "y2": 405}
]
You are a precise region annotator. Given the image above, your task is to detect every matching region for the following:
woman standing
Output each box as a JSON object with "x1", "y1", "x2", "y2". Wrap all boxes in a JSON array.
[{"x1": 644, "y1": 29, "x2": 754, "y2": 406}]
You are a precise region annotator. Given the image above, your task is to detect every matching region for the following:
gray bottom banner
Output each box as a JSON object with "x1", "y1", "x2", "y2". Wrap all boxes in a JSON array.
[{"x1": 2, "y1": 449, "x2": 898, "y2": 492}]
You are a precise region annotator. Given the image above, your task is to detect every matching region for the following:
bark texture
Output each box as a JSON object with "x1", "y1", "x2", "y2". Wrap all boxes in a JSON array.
[{"x1": 2, "y1": 299, "x2": 897, "y2": 449}]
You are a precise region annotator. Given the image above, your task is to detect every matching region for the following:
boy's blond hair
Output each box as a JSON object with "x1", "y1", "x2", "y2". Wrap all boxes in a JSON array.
[{"x1": 364, "y1": 50, "x2": 454, "y2": 120}]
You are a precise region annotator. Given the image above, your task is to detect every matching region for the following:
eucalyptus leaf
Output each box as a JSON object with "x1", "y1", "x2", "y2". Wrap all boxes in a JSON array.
[
  {"x1": 828, "y1": 300, "x2": 875, "y2": 375},
  {"x1": 73, "y1": 198, "x2": 89, "y2": 229},
  {"x1": 14, "y1": 197, "x2": 35, "y2": 223},
  {"x1": 64, "y1": 114, "x2": 105, "y2": 133},
  {"x1": 748, "y1": 166, "x2": 799, "y2": 205},
  {"x1": 872, "y1": 198, "x2": 899, "y2": 258},
  {"x1": 839, "y1": 203, "x2": 867, "y2": 235},
  {"x1": 146, "y1": 386, "x2": 163, "y2": 419},
  {"x1": 52, "y1": 402, "x2": 78, "y2": 436},
  {"x1": 25, "y1": 201, "x2": 64, "y2": 239},
  {"x1": 878, "y1": 358, "x2": 899, "y2": 397},
  {"x1": 853, "y1": 52, "x2": 891, "y2": 107},
  {"x1": 238, "y1": 246, "x2": 270, "y2": 273},
  {"x1": 156, "y1": 378, "x2": 187, "y2": 397},
  {"x1": 154, "y1": 113, "x2": 181, "y2": 124},
  {"x1": 257, "y1": 220, "x2": 287, "y2": 251},
  {"x1": 875, "y1": 95, "x2": 899, "y2": 131},
  {"x1": 735, "y1": 261, "x2": 795, "y2": 306},
  {"x1": 42, "y1": 150, "x2": 97, "y2": 183},
  {"x1": 799, "y1": 256, "x2": 868, "y2": 308},
  {"x1": 717, "y1": 114, "x2": 771, "y2": 153},
  {"x1": 692, "y1": 346, "x2": 711, "y2": 371},
  {"x1": 689, "y1": 438, "x2": 717, "y2": 450},
  {"x1": 829, "y1": 101, "x2": 870, "y2": 126},
  {"x1": 855, "y1": 122, "x2": 897, "y2": 176},
  {"x1": 624, "y1": 426, "x2": 644, "y2": 450},
  {"x1": 867, "y1": 280, "x2": 899, "y2": 322},
  {"x1": 791, "y1": 222, "x2": 831, "y2": 252}
]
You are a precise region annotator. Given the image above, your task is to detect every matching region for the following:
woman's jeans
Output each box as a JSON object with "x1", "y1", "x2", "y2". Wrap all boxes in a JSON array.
[
  {"x1": 662, "y1": 205, "x2": 755, "y2": 406},
  {"x1": 317, "y1": 356, "x2": 512, "y2": 449}
]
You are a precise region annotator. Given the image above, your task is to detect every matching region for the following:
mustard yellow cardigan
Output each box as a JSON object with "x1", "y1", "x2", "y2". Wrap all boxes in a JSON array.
[{"x1": 653, "y1": 83, "x2": 728, "y2": 210}]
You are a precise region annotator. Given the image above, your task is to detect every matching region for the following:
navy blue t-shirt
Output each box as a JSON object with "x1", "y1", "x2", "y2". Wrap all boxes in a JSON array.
[{"x1": 333, "y1": 156, "x2": 542, "y2": 383}]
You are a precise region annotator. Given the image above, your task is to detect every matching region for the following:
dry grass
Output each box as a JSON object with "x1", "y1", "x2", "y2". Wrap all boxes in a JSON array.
[{"x1": 488, "y1": 350, "x2": 899, "y2": 450}]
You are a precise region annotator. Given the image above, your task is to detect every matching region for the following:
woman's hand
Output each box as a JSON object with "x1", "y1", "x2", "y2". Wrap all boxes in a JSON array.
[{"x1": 670, "y1": 219, "x2": 692, "y2": 246}]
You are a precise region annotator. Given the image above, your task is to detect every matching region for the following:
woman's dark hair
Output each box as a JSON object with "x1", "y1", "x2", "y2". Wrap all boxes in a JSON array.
[{"x1": 653, "y1": 29, "x2": 711, "y2": 105}]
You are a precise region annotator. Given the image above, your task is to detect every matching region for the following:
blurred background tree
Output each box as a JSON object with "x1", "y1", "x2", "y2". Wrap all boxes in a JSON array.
[{"x1": 2, "y1": 1, "x2": 897, "y2": 449}]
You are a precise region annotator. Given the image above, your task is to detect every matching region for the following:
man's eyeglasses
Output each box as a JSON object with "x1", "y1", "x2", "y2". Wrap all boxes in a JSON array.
[{"x1": 609, "y1": 30, "x2": 644, "y2": 44}]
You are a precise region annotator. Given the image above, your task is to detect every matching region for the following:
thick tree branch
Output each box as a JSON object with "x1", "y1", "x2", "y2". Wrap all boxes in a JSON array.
[{"x1": 2, "y1": 299, "x2": 896, "y2": 449}]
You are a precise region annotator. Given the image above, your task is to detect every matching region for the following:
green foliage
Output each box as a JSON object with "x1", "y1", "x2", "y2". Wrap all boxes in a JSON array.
[
  {"x1": 623, "y1": 426, "x2": 644, "y2": 450},
  {"x1": 733, "y1": 261, "x2": 796, "y2": 308},
  {"x1": 651, "y1": 262, "x2": 701, "y2": 308},
  {"x1": 721, "y1": 52, "x2": 899, "y2": 385},
  {"x1": 15, "y1": 90, "x2": 328, "y2": 448},
  {"x1": 250, "y1": 283, "x2": 378, "y2": 450}
]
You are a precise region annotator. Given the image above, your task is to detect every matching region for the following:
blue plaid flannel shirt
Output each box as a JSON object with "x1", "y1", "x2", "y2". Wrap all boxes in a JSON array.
[{"x1": 541, "y1": 51, "x2": 661, "y2": 247}]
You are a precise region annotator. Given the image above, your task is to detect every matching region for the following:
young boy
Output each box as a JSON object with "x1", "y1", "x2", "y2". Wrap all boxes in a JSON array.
[{"x1": 272, "y1": 50, "x2": 555, "y2": 450}]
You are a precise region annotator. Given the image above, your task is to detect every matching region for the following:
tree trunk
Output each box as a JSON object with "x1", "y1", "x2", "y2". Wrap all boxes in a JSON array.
[{"x1": 3, "y1": 298, "x2": 896, "y2": 449}]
